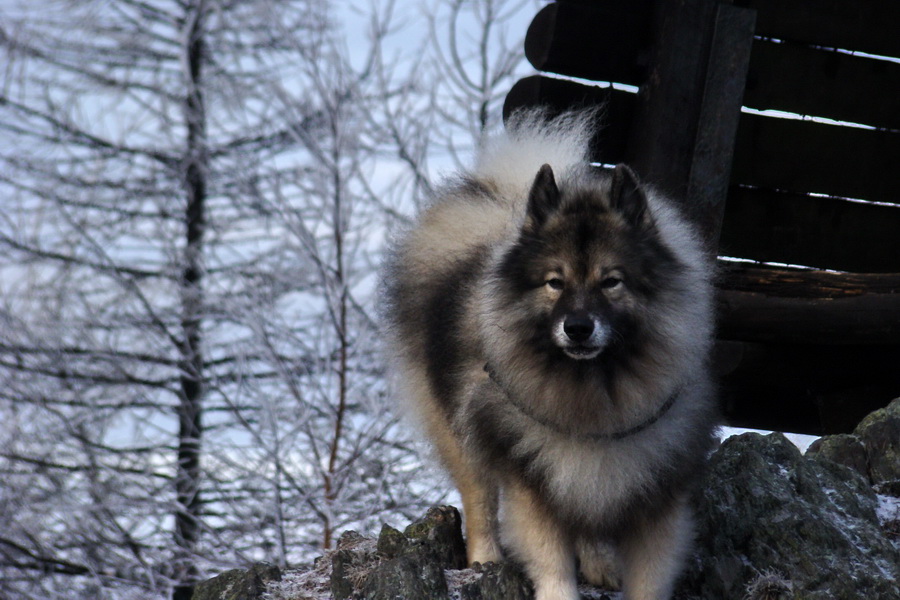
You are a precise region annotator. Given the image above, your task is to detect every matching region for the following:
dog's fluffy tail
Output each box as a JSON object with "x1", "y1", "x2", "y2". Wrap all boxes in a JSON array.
[{"x1": 473, "y1": 108, "x2": 597, "y2": 196}]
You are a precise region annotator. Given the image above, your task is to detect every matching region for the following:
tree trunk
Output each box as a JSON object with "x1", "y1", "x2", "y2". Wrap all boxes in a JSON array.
[{"x1": 174, "y1": 3, "x2": 207, "y2": 599}]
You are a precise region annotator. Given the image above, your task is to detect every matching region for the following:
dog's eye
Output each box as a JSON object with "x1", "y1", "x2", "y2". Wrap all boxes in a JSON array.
[
  {"x1": 600, "y1": 276, "x2": 623, "y2": 290},
  {"x1": 545, "y1": 278, "x2": 564, "y2": 290}
]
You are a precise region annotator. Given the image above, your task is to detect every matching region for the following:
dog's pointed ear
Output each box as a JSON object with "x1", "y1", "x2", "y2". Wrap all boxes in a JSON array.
[
  {"x1": 525, "y1": 164, "x2": 560, "y2": 229},
  {"x1": 610, "y1": 164, "x2": 652, "y2": 228}
]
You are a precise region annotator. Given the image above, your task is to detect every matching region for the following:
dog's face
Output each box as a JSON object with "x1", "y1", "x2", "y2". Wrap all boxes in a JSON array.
[{"x1": 497, "y1": 164, "x2": 680, "y2": 362}]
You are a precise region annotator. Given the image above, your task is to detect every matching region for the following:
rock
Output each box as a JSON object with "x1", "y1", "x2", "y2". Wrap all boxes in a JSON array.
[
  {"x1": 375, "y1": 524, "x2": 407, "y2": 559},
  {"x1": 456, "y1": 561, "x2": 533, "y2": 600},
  {"x1": 357, "y1": 514, "x2": 458, "y2": 600},
  {"x1": 402, "y1": 505, "x2": 467, "y2": 570},
  {"x1": 807, "y1": 397, "x2": 900, "y2": 496},
  {"x1": 192, "y1": 401, "x2": 900, "y2": 600},
  {"x1": 325, "y1": 505, "x2": 537, "y2": 600},
  {"x1": 331, "y1": 531, "x2": 377, "y2": 600},
  {"x1": 855, "y1": 397, "x2": 900, "y2": 492},
  {"x1": 330, "y1": 506, "x2": 468, "y2": 599},
  {"x1": 806, "y1": 433, "x2": 868, "y2": 477},
  {"x1": 360, "y1": 553, "x2": 449, "y2": 600},
  {"x1": 190, "y1": 562, "x2": 281, "y2": 600},
  {"x1": 683, "y1": 432, "x2": 900, "y2": 600}
]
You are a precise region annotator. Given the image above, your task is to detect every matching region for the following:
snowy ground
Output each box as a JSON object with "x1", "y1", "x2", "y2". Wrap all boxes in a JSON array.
[
  {"x1": 876, "y1": 493, "x2": 900, "y2": 551},
  {"x1": 263, "y1": 559, "x2": 331, "y2": 600}
]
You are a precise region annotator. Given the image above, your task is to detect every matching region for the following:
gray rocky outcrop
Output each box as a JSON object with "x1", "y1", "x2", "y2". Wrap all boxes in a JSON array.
[
  {"x1": 681, "y1": 431, "x2": 899, "y2": 599},
  {"x1": 191, "y1": 562, "x2": 282, "y2": 600},
  {"x1": 192, "y1": 398, "x2": 900, "y2": 600},
  {"x1": 331, "y1": 506, "x2": 534, "y2": 600}
]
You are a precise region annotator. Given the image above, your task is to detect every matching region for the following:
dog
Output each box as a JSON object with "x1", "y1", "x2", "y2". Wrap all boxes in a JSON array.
[{"x1": 382, "y1": 110, "x2": 718, "y2": 600}]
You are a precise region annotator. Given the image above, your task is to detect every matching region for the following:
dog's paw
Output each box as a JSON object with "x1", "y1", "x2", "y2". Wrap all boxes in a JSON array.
[{"x1": 577, "y1": 540, "x2": 622, "y2": 590}]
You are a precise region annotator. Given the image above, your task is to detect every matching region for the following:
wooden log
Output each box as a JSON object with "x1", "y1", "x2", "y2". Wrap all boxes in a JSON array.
[
  {"x1": 718, "y1": 264, "x2": 900, "y2": 296},
  {"x1": 718, "y1": 340, "x2": 900, "y2": 434},
  {"x1": 719, "y1": 186, "x2": 900, "y2": 273},
  {"x1": 744, "y1": 39, "x2": 900, "y2": 130},
  {"x1": 731, "y1": 112, "x2": 900, "y2": 205},
  {"x1": 717, "y1": 265, "x2": 900, "y2": 344},
  {"x1": 735, "y1": 0, "x2": 900, "y2": 58},
  {"x1": 523, "y1": 1, "x2": 651, "y2": 86},
  {"x1": 718, "y1": 266, "x2": 900, "y2": 433}
]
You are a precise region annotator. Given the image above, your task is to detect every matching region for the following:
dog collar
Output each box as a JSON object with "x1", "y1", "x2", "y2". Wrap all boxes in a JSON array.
[{"x1": 483, "y1": 363, "x2": 680, "y2": 441}]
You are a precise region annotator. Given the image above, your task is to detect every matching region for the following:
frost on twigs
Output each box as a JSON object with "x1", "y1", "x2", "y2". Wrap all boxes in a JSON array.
[{"x1": 742, "y1": 570, "x2": 792, "y2": 600}]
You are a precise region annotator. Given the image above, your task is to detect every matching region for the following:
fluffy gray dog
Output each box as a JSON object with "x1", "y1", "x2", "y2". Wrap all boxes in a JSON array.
[{"x1": 383, "y1": 110, "x2": 718, "y2": 600}]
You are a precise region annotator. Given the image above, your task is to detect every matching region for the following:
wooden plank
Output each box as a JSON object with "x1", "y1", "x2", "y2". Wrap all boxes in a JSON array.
[
  {"x1": 731, "y1": 112, "x2": 900, "y2": 204},
  {"x1": 686, "y1": 4, "x2": 756, "y2": 250},
  {"x1": 503, "y1": 75, "x2": 635, "y2": 165},
  {"x1": 719, "y1": 187, "x2": 900, "y2": 272},
  {"x1": 735, "y1": 0, "x2": 900, "y2": 58},
  {"x1": 716, "y1": 266, "x2": 900, "y2": 344},
  {"x1": 718, "y1": 285, "x2": 900, "y2": 344},
  {"x1": 625, "y1": 0, "x2": 721, "y2": 219},
  {"x1": 719, "y1": 341, "x2": 900, "y2": 434},
  {"x1": 744, "y1": 39, "x2": 900, "y2": 130},
  {"x1": 523, "y1": 1, "x2": 651, "y2": 86},
  {"x1": 718, "y1": 265, "x2": 900, "y2": 297}
]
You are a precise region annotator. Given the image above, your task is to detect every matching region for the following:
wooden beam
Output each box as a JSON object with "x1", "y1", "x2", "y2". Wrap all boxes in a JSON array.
[
  {"x1": 686, "y1": 4, "x2": 756, "y2": 250},
  {"x1": 717, "y1": 265, "x2": 900, "y2": 344},
  {"x1": 625, "y1": 0, "x2": 720, "y2": 204},
  {"x1": 732, "y1": 112, "x2": 900, "y2": 205},
  {"x1": 625, "y1": 0, "x2": 756, "y2": 248},
  {"x1": 524, "y1": 1, "x2": 651, "y2": 86},
  {"x1": 735, "y1": 0, "x2": 900, "y2": 58},
  {"x1": 744, "y1": 39, "x2": 900, "y2": 130},
  {"x1": 720, "y1": 187, "x2": 900, "y2": 273}
]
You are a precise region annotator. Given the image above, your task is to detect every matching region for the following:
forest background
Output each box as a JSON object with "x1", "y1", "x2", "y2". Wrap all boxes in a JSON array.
[{"x1": 0, "y1": 1, "x2": 542, "y2": 598}]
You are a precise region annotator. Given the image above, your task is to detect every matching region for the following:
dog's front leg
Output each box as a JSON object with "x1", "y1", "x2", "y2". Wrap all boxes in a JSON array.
[
  {"x1": 619, "y1": 496, "x2": 693, "y2": 600},
  {"x1": 504, "y1": 480, "x2": 578, "y2": 600}
]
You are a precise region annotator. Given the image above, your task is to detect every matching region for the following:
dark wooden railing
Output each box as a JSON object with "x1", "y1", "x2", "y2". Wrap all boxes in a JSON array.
[{"x1": 505, "y1": 0, "x2": 900, "y2": 435}]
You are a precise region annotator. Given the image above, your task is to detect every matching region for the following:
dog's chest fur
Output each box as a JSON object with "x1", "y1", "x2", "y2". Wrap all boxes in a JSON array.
[{"x1": 466, "y1": 387, "x2": 699, "y2": 534}]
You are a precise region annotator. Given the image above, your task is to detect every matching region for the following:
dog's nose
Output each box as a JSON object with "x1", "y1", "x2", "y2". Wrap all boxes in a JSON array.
[{"x1": 563, "y1": 314, "x2": 594, "y2": 343}]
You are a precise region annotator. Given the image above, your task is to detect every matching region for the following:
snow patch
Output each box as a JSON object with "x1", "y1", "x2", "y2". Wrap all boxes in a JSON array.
[
  {"x1": 445, "y1": 568, "x2": 483, "y2": 600},
  {"x1": 876, "y1": 493, "x2": 900, "y2": 525},
  {"x1": 263, "y1": 563, "x2": 332, "y2": 600}
]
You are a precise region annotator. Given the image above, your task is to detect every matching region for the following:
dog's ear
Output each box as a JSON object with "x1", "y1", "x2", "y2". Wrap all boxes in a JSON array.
[
  {"x1": 525, "y1": 164, "x2": 560, "y2": 229},
  {"x1": 610, "y1": 164, "x2": 652, "y2": 229}
]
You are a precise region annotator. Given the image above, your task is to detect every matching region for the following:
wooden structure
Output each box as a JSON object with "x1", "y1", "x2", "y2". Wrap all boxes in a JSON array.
[{"x1": 505, "y1": 0, "x2": 900, "y2": 435}]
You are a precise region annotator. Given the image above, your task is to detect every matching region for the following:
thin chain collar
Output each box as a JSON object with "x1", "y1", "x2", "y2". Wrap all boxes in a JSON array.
[{"x1": 483, "y1": 363, "x2": 680, "y2": 442}]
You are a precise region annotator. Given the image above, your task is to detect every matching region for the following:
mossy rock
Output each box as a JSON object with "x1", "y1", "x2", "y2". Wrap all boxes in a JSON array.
[
  {"x1": 683, "y1": 432, "x2": 899, "y2": 599},
  {"x1": 191, "y1": 562, "x2": 281, "y2": 600}
]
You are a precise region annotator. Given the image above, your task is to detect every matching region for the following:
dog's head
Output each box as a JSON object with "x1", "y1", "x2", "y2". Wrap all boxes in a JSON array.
[{"x1": 496, "y1": 163, "x2": 683, "y2": 362}]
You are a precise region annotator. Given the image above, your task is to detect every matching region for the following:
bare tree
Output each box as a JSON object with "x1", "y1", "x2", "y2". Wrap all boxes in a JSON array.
[
  {"x1": 366, "y1": 0, "x2": 538, "y2": 216},
  {"x1": 426, "y1": 0, "x2": 540, "y2": 162},
  {"x1": 0, "y1": 0, "x2": 537, "y2": 597},
  {"x1": 1, "y1": 0, "x2": 226, "y2": 595},
  {"x1": 0, "y1": 1, "x2": 434, "y2": 598}
]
